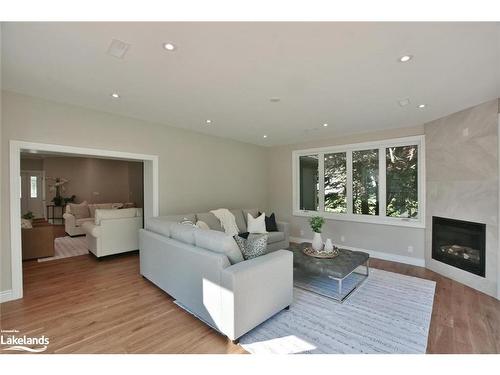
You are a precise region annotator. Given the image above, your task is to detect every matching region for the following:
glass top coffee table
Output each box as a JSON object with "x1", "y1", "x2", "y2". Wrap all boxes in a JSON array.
[{"x1": 291, "y1": 242, "x2": 370, "y2": 302}]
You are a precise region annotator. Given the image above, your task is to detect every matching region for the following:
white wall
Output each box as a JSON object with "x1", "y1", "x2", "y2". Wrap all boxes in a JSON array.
[
  {"x1": 267, "y1": 125, "x2": 426, "y2": 265},
  {"x1": 1, "y1": 91, "x2": 268, "y2": 292}
]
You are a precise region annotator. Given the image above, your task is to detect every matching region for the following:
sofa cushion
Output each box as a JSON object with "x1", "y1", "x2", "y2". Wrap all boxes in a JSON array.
[
  {"x1": 195, "y1": 229, "x2": 244, "y2": 264},
  {"x1": 146, "y1": 217, "x2": 175, "y2": 237},
  {"x1": 170, "y1": 223, "x2": 196, "y2": 245},
  {"x1": 195, "y1": 220, "x2": 210, "y2": 230},
  {"x1": 160, "y1": 213, "x2": 196, "y2": 224},
  {"x1": 94, "y1": 208, "x2": 141, "y2": 225},
  {"x1": 88, "y1": 203, "x2": 114, "y2": 218},
  {"x1": 267, "y1": 231, "x2": 285, "y2": 244},
  {"x1": 243, "y1": 208, "x2": 259, "y2": 224},
  {"x1": 68, "y1": 201, "x2": 90, "y2": 219},
  {"x1": 75, "y1": 217, "x2": 95, "y2": 227},
  {"x1": 196, "y1": 212, "x2": 223, "y2": 231},
  {"x1": 229, "y1": 209, "x2": 246, "y2": 233}
]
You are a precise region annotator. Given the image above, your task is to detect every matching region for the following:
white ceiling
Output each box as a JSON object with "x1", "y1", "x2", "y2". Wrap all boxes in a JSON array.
[{"x1": 2, "y1": 22, "x2": 500, "y2": 146}]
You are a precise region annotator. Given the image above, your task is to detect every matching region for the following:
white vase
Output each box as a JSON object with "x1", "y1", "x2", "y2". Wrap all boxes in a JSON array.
[
  {"x1": 312, "y1": 232, "x2": 323, "y2": 251},
  {"x1": 324, "y1": 238, "x2": 334, "y2": 252}
]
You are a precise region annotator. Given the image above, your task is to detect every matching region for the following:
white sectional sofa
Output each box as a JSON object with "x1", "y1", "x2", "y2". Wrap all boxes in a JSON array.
[
  {"x1": 82, "y1": 208, "x2": 143, "y2": 258},
  {"x1": 139, "y1": 209, "x2": 293, "y2": 342}
]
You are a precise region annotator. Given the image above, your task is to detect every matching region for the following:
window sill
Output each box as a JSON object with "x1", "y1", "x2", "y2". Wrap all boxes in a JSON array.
[{"x1": 293, "y1": 210, "x2": 426, "y2": 229}]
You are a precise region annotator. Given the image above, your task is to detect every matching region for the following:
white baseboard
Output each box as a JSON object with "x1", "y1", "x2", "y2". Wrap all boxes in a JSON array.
[
  {"x1": 0, "y1": 289, "x2": 14, "y2": 303},
  {"x1": 289, "y1": 236, "x2": 425, "y2": 267}
]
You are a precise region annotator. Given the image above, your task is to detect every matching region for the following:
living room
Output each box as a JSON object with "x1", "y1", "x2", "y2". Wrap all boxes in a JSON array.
[
  {"x1": 20, "y1": 152, "x2": 143, "y2": 261},
  {"x1": 1, "y1": 2, "x2": 500, "y2": 374}
]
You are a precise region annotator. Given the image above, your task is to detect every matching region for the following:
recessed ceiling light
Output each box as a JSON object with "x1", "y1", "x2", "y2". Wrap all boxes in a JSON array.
[
  {"x1": 111, "y1": 92, "x2": 120, "y2": 99},
  {"x1": 205, "y1": 119, "x2": 212, "y2": 124},
  {"x1": 263, "y1": 135, "x2": 268, "y2": 139},
  {"x1": 417, "y1": 104, "x2": 426, "y2": 109},
  {"x1": 399, "y1": 55, "x2": 413, "y2": 63},
  {"x1": 163, "y1": 42, "x2": 176, "y2": 51},
  {"x1": 323, "y1": 123, "x2": 328, "y2": 127}
]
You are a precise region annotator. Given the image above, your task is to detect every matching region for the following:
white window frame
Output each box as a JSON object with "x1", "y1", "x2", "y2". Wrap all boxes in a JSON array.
[{"x1": 292, "y1": 135, "x2": 425, "y2": 228}]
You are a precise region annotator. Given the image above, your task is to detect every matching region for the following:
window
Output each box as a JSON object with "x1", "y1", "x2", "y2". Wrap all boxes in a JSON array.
[
  {"x1": 352, "y1": 149, "x2": 379, "y2": 216},
  {"x1": 324, "y1": 152, "x2": 347, "y2": 213},
  {"x1": 293, "y1": 136, "x2": 425, "y2": 228},
  {"x1": 386, "y1": 145, "x2": 418, "y2": 218},
  {"x1": 299, "y1": 155, "x2": 319, "y2": 211},
  {"x1": 30, "y1": 176, "x2": 38, "y2": 198}
]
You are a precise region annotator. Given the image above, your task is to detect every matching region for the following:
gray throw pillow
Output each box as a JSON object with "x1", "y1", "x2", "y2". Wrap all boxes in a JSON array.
[{"x1": 233, "y1": 233, "x2": 268, "y2": 260}]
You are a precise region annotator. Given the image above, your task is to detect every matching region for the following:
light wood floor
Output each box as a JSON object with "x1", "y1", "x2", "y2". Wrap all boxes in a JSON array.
[{"x1": 1, "y1": 250, "x2": 499, "y2": 354}]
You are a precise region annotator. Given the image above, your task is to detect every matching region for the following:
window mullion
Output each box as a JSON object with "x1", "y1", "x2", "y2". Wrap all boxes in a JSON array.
[
  {"x1": 318, "y1": 152, "x2": 325, "y2": 212},
  {"x1": 346, "y1": 151, "x2": 353, "y2": 214},
  {"x1": 378, "y1": 147, "x2": 387, "y2": 217}
]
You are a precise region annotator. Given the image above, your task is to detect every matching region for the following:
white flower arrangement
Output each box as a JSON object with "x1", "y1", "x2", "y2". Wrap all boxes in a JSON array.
[{"x1": 46, "y1": 177, "x2": 69, "y2": 193}]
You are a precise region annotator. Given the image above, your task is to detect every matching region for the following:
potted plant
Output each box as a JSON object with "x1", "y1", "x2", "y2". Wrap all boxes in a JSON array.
[
  {"x1": 47, "y1": 177, "x2": 69, "y2": 206},
  {"x1": 309, "y1": 216, "x2": 325, "y2": 251},
  {"x1": 23, "y1": 211, "x2": 34, "y2": 221}
]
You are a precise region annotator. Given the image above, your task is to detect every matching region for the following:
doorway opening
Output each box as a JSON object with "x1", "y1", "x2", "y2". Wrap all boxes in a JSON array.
[{"x1": 9, "y1": 141, "x2": 159, "y2": 301}]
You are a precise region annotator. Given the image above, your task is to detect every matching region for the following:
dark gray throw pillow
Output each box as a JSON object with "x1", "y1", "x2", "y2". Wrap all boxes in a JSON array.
[
  {"x1": 258, "y1": 212, "x2": 278, "y2": 232},
  {"x1": 233, "y1": 233, "x2": 268, "y2": 260}
]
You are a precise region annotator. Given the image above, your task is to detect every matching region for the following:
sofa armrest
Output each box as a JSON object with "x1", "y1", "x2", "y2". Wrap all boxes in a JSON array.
[
  {"x1": 220, "y1": 250, "x2": 293, "y2": 340},
  {"x1": 276, "y1": 221, "x2": 290, "y2": 242},
  {"x1": 63, "y1": 213, "x2": 76, "y2": 227}
]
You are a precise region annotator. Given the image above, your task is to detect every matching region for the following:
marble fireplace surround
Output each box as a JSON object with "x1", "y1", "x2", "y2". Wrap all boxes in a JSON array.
[{"x1": 424, "y1": 99, "x2": 500, "y2": 298}]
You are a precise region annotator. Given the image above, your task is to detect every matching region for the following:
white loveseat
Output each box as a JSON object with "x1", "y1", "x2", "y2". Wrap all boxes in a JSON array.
[
  {"x1": 82, "y1": 208, "x2": 143, "y2": 258},
  {"x1": 139, "y1": 214, "x2": 293, "y2": 343},
  {"x1": 63, "y1": 202, "x2": 129, "y2": 236}
]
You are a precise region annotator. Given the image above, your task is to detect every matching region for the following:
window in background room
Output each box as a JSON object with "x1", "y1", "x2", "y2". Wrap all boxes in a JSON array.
[
  {"x1": 386, "y1": 145, "x2": 418, "y2": 218},
  {"x1": 352, "y1": 149, "x2": 379, "y2": 216},
  {"x1": 299, "y1": 154, "x2": 319, "y2": 211},
  {"x1": 30, "y1": 176, "x2": 38, "y2": 198},
  {"x1": 324, "y1": 152, "x2": 347, "y2": 213}
]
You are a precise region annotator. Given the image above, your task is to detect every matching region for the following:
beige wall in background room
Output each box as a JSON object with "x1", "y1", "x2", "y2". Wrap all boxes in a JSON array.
[
  {"x1": 21, "y1": 156, "x2": 144, "y2": 206},
  {"x1": 1, "y1": 91, "x2": 269, "y2": 293}
]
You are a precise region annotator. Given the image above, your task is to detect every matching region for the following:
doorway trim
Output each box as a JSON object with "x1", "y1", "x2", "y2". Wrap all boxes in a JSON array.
[{"x1": 8, "y1": 140, "x2": 159, "y2": 301}]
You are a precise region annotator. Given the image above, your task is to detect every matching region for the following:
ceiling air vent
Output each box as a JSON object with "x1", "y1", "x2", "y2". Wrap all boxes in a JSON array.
[{"x1": 107, "y1": 39, "x2": 131, "y2": 59}]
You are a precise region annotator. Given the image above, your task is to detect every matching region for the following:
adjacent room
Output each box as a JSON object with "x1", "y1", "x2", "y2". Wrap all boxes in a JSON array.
[
  {"x1": 20, "y1": 152, "x2": 144, "y2": 262},
  {"x1": 1, "y1": 21, "x2": 499, "y2": 356}
]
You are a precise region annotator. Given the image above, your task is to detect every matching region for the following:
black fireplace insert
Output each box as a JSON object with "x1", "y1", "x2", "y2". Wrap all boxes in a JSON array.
[{"x1": 432, "y1": 216, "x2": 485, "y2": 277}]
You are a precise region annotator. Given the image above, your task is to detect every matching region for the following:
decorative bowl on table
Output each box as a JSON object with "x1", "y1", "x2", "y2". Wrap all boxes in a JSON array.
[{"x1": 302, "y1": 245, "x2": 340, "y2": 259}]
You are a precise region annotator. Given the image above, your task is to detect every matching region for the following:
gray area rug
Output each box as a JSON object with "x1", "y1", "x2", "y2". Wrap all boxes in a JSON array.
[{"x1": 240, "y1": 268, "x2": 436, "y2": 354}]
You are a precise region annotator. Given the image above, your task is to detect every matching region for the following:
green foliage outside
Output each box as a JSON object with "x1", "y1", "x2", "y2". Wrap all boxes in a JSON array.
[
  {"x1": 323, "y1": 145, "x2": 418, "y2": 218},
  {"x1": 386, "y1": 145, "x2": 418, "y2": 218},
  {"x1": 352, "y1": 149, "x2": 379, "y2": 215}
]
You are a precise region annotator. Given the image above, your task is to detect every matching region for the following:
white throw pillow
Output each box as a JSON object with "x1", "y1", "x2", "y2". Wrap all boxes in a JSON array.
[
  {"x1": 247, "y1": 212, "x2": 267, "y2": 234},
  {"x1": 195, "y1": 220, "x2": 210, "y2": 230}
]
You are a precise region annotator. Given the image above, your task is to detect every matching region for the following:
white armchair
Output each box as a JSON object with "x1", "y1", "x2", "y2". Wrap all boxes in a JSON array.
[{"x1": 82, "y1": 208, "x2": 143, "y2": 258}]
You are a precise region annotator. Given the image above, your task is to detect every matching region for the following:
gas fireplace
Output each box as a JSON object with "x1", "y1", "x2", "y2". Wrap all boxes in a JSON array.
[{"x1": 432, "y1": 216, "x2": 486, "y2": 277}]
